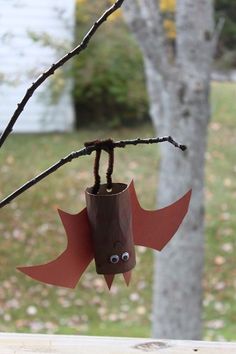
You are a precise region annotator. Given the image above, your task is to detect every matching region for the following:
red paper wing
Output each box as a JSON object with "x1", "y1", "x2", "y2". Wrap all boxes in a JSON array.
[
  {"x1": 130, "y1": 181, "x2": 191, "y2": 251},
  {"x1": 17, "y1": 208, "x2": 94, "y2": 288}
]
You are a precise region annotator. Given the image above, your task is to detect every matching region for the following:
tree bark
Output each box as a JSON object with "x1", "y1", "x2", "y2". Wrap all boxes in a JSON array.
[{"x1": 123, "y1": 0, "x2": 214, "y2": 339}]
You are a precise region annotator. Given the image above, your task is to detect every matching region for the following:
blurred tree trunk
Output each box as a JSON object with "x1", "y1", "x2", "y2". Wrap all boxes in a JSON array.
[{"x1": 123, "y1": 0, "x2": 215, "y2": 339}]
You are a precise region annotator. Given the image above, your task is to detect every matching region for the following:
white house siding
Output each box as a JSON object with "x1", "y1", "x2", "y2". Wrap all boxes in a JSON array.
[{"x1": 0, "y1": 0, "x2": 75, "y2": 133}]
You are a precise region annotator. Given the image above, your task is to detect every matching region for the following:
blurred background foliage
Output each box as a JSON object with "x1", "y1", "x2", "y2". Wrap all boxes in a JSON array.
[
  {"x1": 72, "y1": 0, "x2": 236, "y2": 129},
  {"x1": 215, "y1": 0, "x2": 236, "y2": 69},
  {"x1": 73, "y1": 0, "x2": 149, "y2": 128}
]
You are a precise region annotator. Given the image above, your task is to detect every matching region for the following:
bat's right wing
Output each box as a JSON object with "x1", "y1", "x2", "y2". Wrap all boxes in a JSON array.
[
  {"x1": 129, "y1": 181, "x2": 191, "y2": 251},
  {"x1": 18, "y1": 208, "x2": 94, "y2": 289}
]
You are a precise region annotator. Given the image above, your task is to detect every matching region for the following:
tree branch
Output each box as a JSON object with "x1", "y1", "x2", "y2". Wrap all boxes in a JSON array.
[
  {"x1": 0, "y1": 0, "x2": 125, "y2": 149},
  {"x1": 123, "y1": 0, "x2": 170, "y2": 76},
  {"x1": 0, "y1": 136, "x2": 186, "y2": 208},
  {"x1": 212, "y1": 17, "x2": 225, "y2": 56}
]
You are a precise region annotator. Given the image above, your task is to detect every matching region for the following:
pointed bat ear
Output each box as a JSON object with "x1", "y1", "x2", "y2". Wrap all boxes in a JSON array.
[
  {"x1": 104, "y1": 274, "x2": 115, "y2": 290},
  {"x1": 129, "y1": 181, "x2": 192, "y2": 251},
  {"x1": 123, "y1": 270, "x2": 132, "y2": 286},
  {"x1": 18, "y1": 208, "x2": 94, "y2": 288}
]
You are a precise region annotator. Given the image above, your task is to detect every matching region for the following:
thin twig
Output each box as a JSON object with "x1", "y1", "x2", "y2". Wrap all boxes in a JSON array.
[
  {"x1": 0, "y1": 136, "x2": 186, "y2": 208},
  {"x1": 0, "y1": 0, "x2": 125, "y2": 149},
  {"x1": 212, "y1": 16, "x2": 225, "y2": 55}
]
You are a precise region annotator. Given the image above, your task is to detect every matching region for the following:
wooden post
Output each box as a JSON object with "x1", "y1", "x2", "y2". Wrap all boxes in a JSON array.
[{"x1": 0, "y1": 333, "x2": 236, "y2": 353}]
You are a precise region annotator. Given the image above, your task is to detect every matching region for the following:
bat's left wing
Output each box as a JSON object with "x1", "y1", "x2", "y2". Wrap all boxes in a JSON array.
[
  {"x1": 18, "y1": 208, "x2": 94, "y2": 288},
  {"x1": 129, "y1": 181, "x2": 191, "y2": 251}
]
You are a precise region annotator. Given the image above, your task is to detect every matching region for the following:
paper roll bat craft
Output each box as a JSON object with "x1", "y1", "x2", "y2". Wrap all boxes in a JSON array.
[{"x1": 18, "y1": 181, "x2": 191, "y2": 289}]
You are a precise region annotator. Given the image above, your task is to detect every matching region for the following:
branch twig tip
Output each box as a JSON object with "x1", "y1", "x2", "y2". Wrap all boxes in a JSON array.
[{"x1": 179, "y1": 145, "x2": 187, "y2": 151}]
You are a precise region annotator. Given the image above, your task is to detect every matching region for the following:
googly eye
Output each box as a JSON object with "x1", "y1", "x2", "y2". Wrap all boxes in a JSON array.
[
  {"x1": 110, "y1": 255, "x2": 119, "y2": 264},
  {"x1": 121, "y1": 252, "x2": 129, "y2": 262}
]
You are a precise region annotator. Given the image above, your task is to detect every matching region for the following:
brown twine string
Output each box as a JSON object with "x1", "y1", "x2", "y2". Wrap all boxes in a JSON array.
[
  {"x1": 106, "y1": 146, "x2": 114, "y2": 191},
  {"x1": 84, "y1": 139, "x2": 114, "y2": 194},
  {"x1": 93, "y1": 149, "x2": 102, "y2": 194}
]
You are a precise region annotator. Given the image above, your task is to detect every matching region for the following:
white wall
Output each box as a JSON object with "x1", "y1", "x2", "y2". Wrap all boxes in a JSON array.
[{"x1": 0, "y1": 0, "x2": 75, "y2": 133}]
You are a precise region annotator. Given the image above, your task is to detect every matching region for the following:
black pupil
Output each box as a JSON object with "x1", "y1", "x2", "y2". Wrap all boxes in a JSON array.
[
  {"x1": 111, "y1": 256, "x2": 118, "y2": 263},
  {"x1": 122, "y1": 253, "x2": 129, "y2": 261}
]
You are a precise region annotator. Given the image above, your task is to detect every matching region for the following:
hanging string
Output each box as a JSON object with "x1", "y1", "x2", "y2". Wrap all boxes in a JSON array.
[
  {"x1": 84, "y1": 139, "x2": 114, "y2": 194},
  {"x1": 106, "y1": 146, "x2": 114, "y2": 191},
  {"x1": 93, "y1": 149, "x2": 102, "y2": 194},
  {"x1": 84, "y1": 140, "x2": 102, "y2": 194}
]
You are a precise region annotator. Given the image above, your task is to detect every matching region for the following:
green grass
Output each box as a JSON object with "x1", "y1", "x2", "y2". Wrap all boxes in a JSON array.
[
  {"x1": 0, "y1": 82, "x2": 235, "y2": 340},
  {"x1": 204, "y1": 82, "x2": 236, "y2": 341}
]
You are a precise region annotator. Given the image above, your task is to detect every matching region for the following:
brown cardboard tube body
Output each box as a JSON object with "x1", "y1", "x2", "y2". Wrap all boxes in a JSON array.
[{"x1": 85, "y1": 183, "x2": 136, "y2": 275}]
